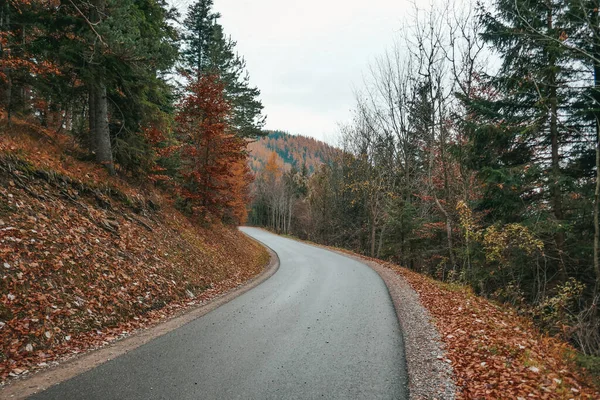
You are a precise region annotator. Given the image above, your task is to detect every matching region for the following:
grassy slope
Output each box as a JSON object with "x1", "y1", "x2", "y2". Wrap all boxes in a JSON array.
[{"x1": 0, "y1": 120, "x2": 268, "y2": 382}]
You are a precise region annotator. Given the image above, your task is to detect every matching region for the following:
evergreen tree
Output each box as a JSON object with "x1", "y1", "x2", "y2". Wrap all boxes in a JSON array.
[
  {"x1": 2, "y1": 1, "x2": 179, "y2": 174},
  {"x1": 560, "y1": 0, "x2": 600, "y2": 293},
  {"x1": 471, "y1": 0, "x2": 576, "y2": 279},
  {"x1": 181, "y1": 0, "x2": 265, "y2": 139},
  {"x1": 181, "y1": 0, "x2": 219, "y2": 73},
  {"x1": 67, "y1": 0, "x2": 178, "y2": 174}
]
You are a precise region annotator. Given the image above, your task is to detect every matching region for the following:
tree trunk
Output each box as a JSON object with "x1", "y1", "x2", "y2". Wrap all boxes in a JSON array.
[
  {"x1": 550, "y1": 94, "x2": 566, "y2": 279},
  {"x1": 594, "y1": 116, "x2": 600, "y2": 295},
  {"x1": 64, "y1": 102, "x2": 73, "y2": 132},
  {"x1": 88, "y1": 0, "x2": 113, "y2": 174},
  {"x1": 0, "y1": 1, "x2": 12, "y2": 126},
  {"x1": 594, "y1": 7, "x2": 600, "y2": 295},
  {"x1": 288, "y1": 196, "x2": 293, "y2": 234},
  {"x1": 439, "y1": 131, "x2": 456, "y2": 271},
  {"x1": 370, "y1": 211, "x2": 377, "y2": 257},
  {"x1": 88, "y1": 90, "x2": 97, "y2": 152},
  {"x1": 202, "y1": 139, "x2": 211, "y2": 211},
  {"x1": 94, "y1": 83, "x2": 114, "y2": 174},
  {"x1": 1, "y1": 1, "x2": 11, "y2": 125},
  {"x1": 377, "y1": 223, "x2": 386, "y2": 259},
  {"x1": 428, "y1": 94, "x2": 456, "y2": 269},
  {"x1": 278, "y1": 203, "x2": 282, "y2": 233},
  {"x1": 281, "y1": 204, "x2": 285, "y2": 234},
  {"x1": 271, "y1": 205, "x2": 275, "y2": 230},
  {"x1": 547, "y1": 7, "x2": 567, "y2": 282},
  {"x1": 5, "y1": 74, "x2": 11, "y2": 125}
]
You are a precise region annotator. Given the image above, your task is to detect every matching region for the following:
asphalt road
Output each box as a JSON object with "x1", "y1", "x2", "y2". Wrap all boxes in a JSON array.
[{"x1": 31, "y1": 227, "x2": 408, "y2": 400}]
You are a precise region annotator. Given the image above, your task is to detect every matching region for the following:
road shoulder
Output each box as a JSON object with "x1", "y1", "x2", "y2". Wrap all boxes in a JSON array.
[
  {"x1": 292, "y1": 236, "x2": 457, "y2": 400},
  {"x1": 342, "y1": 253, "x2": 456, "y2": 399}
]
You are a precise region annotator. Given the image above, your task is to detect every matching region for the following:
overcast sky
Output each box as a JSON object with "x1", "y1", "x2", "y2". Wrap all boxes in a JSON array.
[{"x1": 170, "y1": 0, "x2": 415, "y2": 143}]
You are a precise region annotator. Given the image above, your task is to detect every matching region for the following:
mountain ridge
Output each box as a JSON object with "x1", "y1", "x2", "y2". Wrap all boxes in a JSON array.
[{"x1": 248, "y1": 131, "x2": 338, "y2": 174}]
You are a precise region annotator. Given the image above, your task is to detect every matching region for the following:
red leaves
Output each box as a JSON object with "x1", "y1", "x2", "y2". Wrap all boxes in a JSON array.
[
  {"x1": 176, "y1": 74, "x2": 251, "y2": 224},
  {"x1": 393, "y1": 266, "x2": 600, "y2": 399}
]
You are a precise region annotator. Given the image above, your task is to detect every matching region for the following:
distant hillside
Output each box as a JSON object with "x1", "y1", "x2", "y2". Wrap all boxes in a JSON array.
[{"x1": 248, "y1": 131, "x2": 338, "y2": 174}]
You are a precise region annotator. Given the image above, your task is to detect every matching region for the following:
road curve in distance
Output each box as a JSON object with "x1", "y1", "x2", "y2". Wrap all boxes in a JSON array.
[{"x1": 30, "y1": 227, "x2": 408, "y2": 399}]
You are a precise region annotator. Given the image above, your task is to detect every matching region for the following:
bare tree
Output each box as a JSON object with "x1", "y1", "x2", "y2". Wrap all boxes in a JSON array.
[{"x1": 409, "y1": 3, "x2": 458, "y2": 269}]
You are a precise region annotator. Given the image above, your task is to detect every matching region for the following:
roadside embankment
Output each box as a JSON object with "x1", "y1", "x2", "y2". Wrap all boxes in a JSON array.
[{"x1": 0, "y1": 126, "x2": 270, "y2": 386}]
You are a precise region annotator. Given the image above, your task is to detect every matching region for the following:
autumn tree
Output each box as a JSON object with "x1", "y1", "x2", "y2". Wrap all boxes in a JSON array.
[
  {"x1": 176, "y1": 73, "x2": 249, "y2": 222},
  {"x1": 223, "y1": 158, "x2": 254, "y2": 225},
  {"x1": 262, "y1": 151, "x2": 284, "y2": 230}
]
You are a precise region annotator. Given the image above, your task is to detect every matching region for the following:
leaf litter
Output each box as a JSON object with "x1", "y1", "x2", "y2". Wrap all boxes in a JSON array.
[{"x1": 0, "y1": 134, "x2": 268, "y2": 385}]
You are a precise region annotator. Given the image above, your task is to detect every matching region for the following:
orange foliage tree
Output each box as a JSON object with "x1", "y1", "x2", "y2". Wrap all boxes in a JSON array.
[
  {"x1": 176, "y1": 74, "x2": 251, "y2": 224},
  {"x1": 223, "y1": 159, "x2": 254, "y2": 224},
  {"x1": 264, "y1": 150, "x2": 283, "y2": 184}
]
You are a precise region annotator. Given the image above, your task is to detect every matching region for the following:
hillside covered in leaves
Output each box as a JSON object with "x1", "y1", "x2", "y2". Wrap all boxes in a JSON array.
[
  {"x1": 0, "y1": 0, "x2": 275, "y2": 382},
  {"x1": 0, "y1": 121, "x2": 268, "y2": 383}
]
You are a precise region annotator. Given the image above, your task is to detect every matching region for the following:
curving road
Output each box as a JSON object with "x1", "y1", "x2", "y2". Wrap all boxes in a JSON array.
[{"x1": 31, "y1": 227, "x2": 408, "y2": 399}]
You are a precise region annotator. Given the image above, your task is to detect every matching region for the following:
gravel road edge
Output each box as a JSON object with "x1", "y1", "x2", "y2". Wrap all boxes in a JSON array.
[
  {"x1": 328, "y1": 250, "x2": 456, "y2": 400},
  {"x1": 240, "y1": 228, "x2": 456, "y2": 399}
]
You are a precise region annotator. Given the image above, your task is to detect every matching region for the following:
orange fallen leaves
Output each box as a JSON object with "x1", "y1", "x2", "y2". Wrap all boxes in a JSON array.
[
  {"x1": 392, "y1": 266, "x2": 600, "y2": 399},
  {"x1": 261, "y1": 229, "x2": 599, "y2": 399},
  {"x1": 0, "y1": 130, "x2": 268, "y2": 384}
]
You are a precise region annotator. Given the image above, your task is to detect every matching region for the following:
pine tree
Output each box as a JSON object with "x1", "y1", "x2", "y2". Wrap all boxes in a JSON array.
[
  {"x1": 182, "y1": 0, "x2": 265, "y2": 139},
  {"x1": 559, "y1": 0, "x2": 600, "y2": 293},
  {"x1": 20, "y1": 0, "x2": 180, "y2": 174},
  {"x1": 472, "y1": 0, "x2": 576, "y2": 279},
  {"x1": 181, "y1": 0, "x2": 219, "y2": 73}
]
